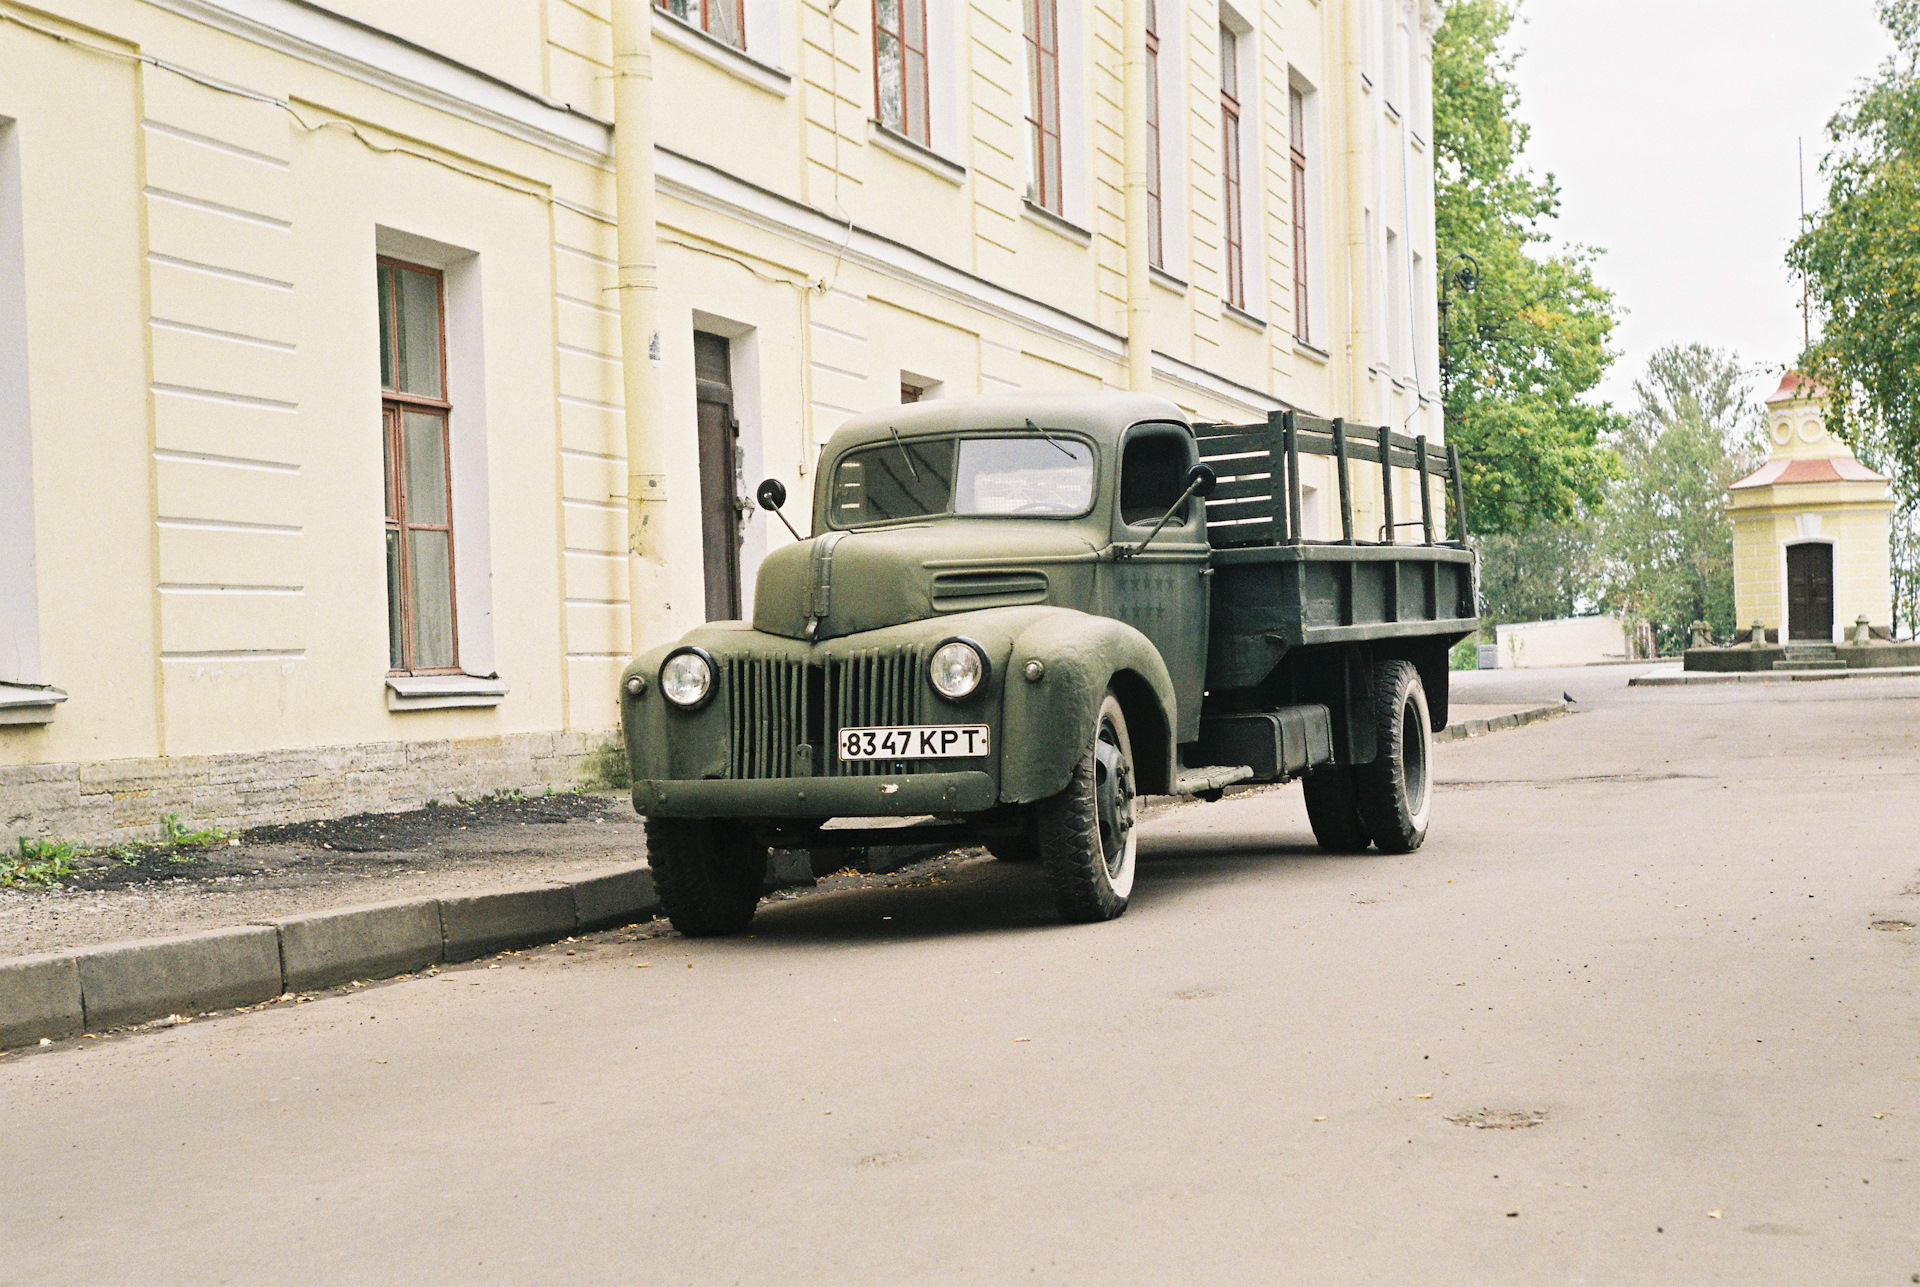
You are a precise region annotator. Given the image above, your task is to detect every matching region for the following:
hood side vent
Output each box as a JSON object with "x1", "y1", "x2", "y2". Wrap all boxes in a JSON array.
[{"x1": 930, "y1": 569, "x2": 1049, "y2": 612}]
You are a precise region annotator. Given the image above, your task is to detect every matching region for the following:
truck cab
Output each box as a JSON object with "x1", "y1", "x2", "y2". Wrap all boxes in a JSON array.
[{"x1": 621, "y1": 393, "x2": 1476, "y2": 933}]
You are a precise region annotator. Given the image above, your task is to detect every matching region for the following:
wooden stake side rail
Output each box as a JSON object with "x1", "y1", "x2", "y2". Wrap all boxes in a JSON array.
[{"x1": 1193, "y1": 410, "x2": 1468, "y2": 549}]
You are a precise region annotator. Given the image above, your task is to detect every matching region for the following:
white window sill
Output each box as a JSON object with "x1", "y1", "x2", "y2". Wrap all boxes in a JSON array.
[
  {"x1": 868, "y1": 122, "x2": 966, "y2": 184},
  {"x1": 652, "y1": 10, "x2": 791, "y2": 98},
  {"x1": 1150, "y1": 265, "x2": 1188, "y2": 293},
  {"x1": 386, "y1": 674, "x2": 509, "y2": 712},
  {"x1": 1225, "y1": 301, "x2": 1267, "y2": 332},
  {"x1": 0, "y1": 682, "x2": 66, "y2": 726},
  {"x1": 1021, "y1": 199, "x2": 1091, "y2": 246},
  {"x1": 1294, "y1": 338, "x2": 1330, "y2": 364}
]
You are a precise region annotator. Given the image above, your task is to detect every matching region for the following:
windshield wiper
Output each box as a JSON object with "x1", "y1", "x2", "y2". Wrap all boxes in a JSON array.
[
  {"x1": 1025, "y1": 418, "x2": 1076, "y2": 459},
  {"x1": 888, "y1": 425, "x2": 919, "y2": 480}
]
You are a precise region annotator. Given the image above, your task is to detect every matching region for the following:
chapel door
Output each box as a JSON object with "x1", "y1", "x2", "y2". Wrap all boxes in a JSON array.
[
  {"x1": 694, "y1": 331, "x2": 744, "y2": 621},
  {"x1": 1786, "y1": 542, "x2": 1834, "y2": 641}
]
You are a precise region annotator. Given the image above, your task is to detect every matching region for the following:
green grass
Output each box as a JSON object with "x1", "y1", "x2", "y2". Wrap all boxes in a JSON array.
[{"x1": 2, "y1": 836, "x2": 77, "y2": 888}]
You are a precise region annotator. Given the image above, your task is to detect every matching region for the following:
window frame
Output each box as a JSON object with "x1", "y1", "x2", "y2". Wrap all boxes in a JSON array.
[
  {"x1": 1220, "y1": 23, "x2": 1245, "y2": 311},
  {"x1": 1024, "y1": 0, "x2": 1064, "y2": 215},
  {"x1": 1145, "y1": 0, "x2": 1164, "y2": 268},
  {"x1": 1289, "y1": 84, "x2": 1313, "y2": 347},
  {"x1": 873, "y1": 0, "x2": 931, "y2": 146},
  {"x1": 654, "y1": 0, "x2": 747, "y2": 52},
  {"x1": 378, "y1": 256, "x2": 460, "y2": 677}
]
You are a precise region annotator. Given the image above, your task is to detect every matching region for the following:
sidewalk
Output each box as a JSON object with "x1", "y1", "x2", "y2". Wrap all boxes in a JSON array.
[
  {"x1": 2, "y1": 700, "x2": 1561, "y2": 1048},
  {"x1": 1629, "y1": 663, "x2": 1920, "y2": 686}
]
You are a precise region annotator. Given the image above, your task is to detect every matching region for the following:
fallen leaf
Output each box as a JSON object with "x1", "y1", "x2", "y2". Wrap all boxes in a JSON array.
[
  {"x1": 1313, "y1": 1116, "x2": 1328, "y2": 1122},
  {"x1": 636, "y1": 963, "x2": 649, "y2": 969},
  {"x1": 1707, "y1": 1210, "x2": 1721, "y2": 1219},
  {"x1": 1872, "y1": 1112, "x2": 1889, "y2": 1119},
  {"x1": 1416, "y1": 1093, "x2": 1433, "y2": 1099},
  {"x1": 1013, "y1": 1037, "x2": 1032, "y2": 1043},
  {"x1": 375, "y1": 1059, "x2": 388, "y2": 1065}
]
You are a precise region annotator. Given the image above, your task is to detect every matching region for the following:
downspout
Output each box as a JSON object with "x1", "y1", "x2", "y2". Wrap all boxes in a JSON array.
[
  {"x1": 1341, "y1": 0, "x2": 1371, "y2": 421},
  {"x1": 612, "y1": 0, "x2": 669, "y2": 653},
  {"x1": 1123, "y1": 0, "x2": 1152, "y2": 392}
]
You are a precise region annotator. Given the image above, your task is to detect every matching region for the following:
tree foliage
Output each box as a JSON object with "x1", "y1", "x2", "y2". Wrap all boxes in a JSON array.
[
  {"x1": 1433, "y1": 0, "x2": 1623, "y2": 535},
  {"x1": 1786, "y1": 0, "x2": 1920, "y2": 634},
  {"x1": 1474, "y1": 520, "x2": 1600, "y2": 629},
  {"x1": 1594, "y1": 345, "x2": 1764, "y2": 647}
]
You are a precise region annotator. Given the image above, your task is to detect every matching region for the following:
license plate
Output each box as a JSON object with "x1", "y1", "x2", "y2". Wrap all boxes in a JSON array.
[{"x1": 837, "y1": 724, "x2": 991, "y2": 761}]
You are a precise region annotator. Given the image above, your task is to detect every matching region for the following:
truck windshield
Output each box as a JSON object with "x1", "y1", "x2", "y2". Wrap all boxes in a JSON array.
[{"x1": 829, "y1": 434, "x2": 1095, "y2": 527}]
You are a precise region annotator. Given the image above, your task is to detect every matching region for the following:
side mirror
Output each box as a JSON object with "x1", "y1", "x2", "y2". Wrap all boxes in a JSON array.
[
  {"x1": 1184, "y1": 463, "x2": 1217, "y2": 498},
  {"x1": 755, "y1": 477, "x2": 804, "y2": 542}
]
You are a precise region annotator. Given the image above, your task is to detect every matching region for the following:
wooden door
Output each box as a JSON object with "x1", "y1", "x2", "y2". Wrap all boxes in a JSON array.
[
  {"x1": 1786, "y1": 542, "x2": 1833, "y2": 641},
  {"x1": 694, "y1": 331, "x2": 743, "y2": 621}
]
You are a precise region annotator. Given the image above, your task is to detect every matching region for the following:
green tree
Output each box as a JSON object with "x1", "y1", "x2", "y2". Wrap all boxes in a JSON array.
[
  {"x1": 1433, "y1": 0, "x2": 1624, "y2": 535},
  {"x1": 1595, "y1": 345, "x2": 1764, "y2": 649},
  {"x1": 1786, "y1": 0, "x2": 1920, "y2": 635},
  {"x1": 1475, "y1": 519, "x2": 1601, "y2": 629}
]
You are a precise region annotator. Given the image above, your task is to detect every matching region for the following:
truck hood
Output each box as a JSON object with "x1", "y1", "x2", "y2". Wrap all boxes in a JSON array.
[{"x1": 751, "y1": 521, "x2": 1100, "y2": 641}]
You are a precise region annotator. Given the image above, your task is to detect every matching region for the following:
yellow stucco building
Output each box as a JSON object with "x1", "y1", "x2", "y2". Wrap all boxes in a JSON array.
[
  {"x1": 1729, "y1": 373, "x2": 1892, "y2": 643},
  {"x1": 1, "y1": 0, "x2": 1445, "y2": 841}
]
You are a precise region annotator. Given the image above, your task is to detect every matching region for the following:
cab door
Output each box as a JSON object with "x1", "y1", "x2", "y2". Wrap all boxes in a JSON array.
[{"x1": 1099, "y1": 422, "x2": 1211, "y2": 741}]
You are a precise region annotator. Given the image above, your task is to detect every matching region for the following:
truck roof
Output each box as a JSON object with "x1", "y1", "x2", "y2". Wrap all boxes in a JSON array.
[{"x1": 822, "y1": 391, "x2": 1192, "y2": 457}]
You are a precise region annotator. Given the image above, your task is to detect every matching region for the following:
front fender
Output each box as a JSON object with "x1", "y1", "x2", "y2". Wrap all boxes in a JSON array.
[{"x1": 999, "y1": 611, "x2": 1178, "y2": 803}]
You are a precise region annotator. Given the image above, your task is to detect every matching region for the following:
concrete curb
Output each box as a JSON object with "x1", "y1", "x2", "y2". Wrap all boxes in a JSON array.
[
  {"x1": 1437, "y1": 703, "x2": 1566, "y2": 742},
  {"x1": 0, "y1": 862, "x2": 659, "y2": 1050},
  {"x1": 1631, "y1": 665, "x2": 1920, "y2": 687}
]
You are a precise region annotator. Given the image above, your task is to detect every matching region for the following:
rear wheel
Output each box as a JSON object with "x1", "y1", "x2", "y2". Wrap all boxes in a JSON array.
[
  {"x1": 644, "y1": 817, "x2": 768, "y2": 936},
  {"x1": 1354, "y1": 660, "x2": 1433, "y2": 853},
  {"x1": 1302, "y1": 764, "x2": 1371, "y2": 853},
  {"x1": 1036, "y1": 692, "x2": 1138, "y2": 923}
]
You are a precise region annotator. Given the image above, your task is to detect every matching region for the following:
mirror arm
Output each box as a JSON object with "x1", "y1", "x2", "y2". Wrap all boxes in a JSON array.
[
  {"x1": 1119, "y1": 480, "x2": 1205, "y2": 560},
  {"x1": 768, "y1": 506, "x2": 804, "y2": 543}
]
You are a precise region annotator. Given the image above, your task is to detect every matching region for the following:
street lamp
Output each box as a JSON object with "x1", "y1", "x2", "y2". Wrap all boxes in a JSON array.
[{"x1": 1438, "y1": 251, "x2": 1480, "y2": 401}]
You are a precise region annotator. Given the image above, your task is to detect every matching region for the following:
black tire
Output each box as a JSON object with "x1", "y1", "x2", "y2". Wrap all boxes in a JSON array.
[
  {"x1": 1302, "y1": 764, "x2": 1372, "y2": 853},
  {"x1": 643, "y1": 817, "x2": 768, "y2": 936},
  {"x1": 1353, "y1": 660, "x2": 1433, "y2": 853},
  {"x1": 1036, "y1": 692, "x2": 1138, "y2": 923}
]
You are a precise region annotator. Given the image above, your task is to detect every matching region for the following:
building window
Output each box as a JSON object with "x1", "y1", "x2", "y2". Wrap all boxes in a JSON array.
[
  {"x1": 1145, "y1": 0, "x2": 1164, "y2": 268},
  {"x1": 378, "y1": 259, "x2": 458, "y2": 674},
  {"x1": 1290, "y1": 85, "x2": 1312, "y2": 346},
  {"x1": 1220, "y1": 23, "x2": 1244, "y2": 310},
  {"x1": 874, "y1": 0, "x2": 930, "y2": 145},
  {"x1": 655, "y1": 0, "x2": 745, "y2": 51},
  {"x1": 1024, "y1": 0, "x2": 1063, "y2": 214}
]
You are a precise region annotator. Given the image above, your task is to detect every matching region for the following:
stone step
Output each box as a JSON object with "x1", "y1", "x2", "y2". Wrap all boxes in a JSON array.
[{"x1": 1773, "y1": 657, "x2": 1848, "y2": 671}]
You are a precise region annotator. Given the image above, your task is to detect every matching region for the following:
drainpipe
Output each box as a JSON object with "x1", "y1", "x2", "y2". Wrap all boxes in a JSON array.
[
  {"x1": 1341, "y1": 0, "x2": 1371, "y2": 421},
  {"x1": 1123, "y1": 0, "x2": 1152, "y2": 392},
  {"x1": 612, "y1": 0, "x2": 668, "y2": 653}
]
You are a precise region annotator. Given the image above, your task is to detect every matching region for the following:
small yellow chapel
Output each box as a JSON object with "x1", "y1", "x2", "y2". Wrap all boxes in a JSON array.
[{"x1": 1728, "y1": 373, "x2": 1893, "y2": 643}]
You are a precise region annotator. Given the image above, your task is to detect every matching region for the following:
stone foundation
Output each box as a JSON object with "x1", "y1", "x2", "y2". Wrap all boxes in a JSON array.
[
  {"x1": 1, "y1": 730, "x2": 624, "y2": 847},
  {"x1": 1684, "y1": 641, "x2": 1920, "y2": 672}
]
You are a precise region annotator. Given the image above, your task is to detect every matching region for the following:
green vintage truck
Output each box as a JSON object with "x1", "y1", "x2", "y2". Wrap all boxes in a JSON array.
[{"x1": 619, "y1": 393, "x2": 1477, "y2": 933}]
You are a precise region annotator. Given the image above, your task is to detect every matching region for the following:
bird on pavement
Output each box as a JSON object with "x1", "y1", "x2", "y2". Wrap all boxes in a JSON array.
[{"x1": 1563, "y1": 691, "x2": 1576, "y2": 704}]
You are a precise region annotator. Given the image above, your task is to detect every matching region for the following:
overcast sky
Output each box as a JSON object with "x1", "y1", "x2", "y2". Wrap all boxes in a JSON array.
[{"x1": 1502, "y1": 0, "x2": 1897, "y2": 412}]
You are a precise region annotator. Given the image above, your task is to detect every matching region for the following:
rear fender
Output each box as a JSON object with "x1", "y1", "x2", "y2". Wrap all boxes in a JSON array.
[{"x1": 999, "y1": 612, "x2": 1178, "y2": 803}]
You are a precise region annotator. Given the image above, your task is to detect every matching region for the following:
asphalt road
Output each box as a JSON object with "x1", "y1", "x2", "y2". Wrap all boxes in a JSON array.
[{"x1": 4, "y1": 674, "x2": 1917, "y2": 1285}]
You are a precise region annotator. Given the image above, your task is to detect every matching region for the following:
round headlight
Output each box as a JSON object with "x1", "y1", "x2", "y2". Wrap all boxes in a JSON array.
[
  {"x1": 659, "y1": 649, "x2": 715, "y2": 710},
  {"x1": 929, "y1": 639, "x2": 987, "y2": 701}
]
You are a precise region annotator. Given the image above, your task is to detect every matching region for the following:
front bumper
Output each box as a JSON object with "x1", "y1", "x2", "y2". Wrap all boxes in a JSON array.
[{"x1": 632, "y1": 771, "x2": 997, "y2": 819}]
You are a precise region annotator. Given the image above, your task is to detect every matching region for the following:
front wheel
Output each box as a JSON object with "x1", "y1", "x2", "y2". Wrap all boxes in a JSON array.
[
  {"x1": 644, "y1": 817, "x2": 769, "y2": 936},
  {"x1": 1353, "y1": 660, "x2": 1433, "y2": 853},
  {"x1": 1036, "y1": 692, "x2": 1138, "y2": 923}
]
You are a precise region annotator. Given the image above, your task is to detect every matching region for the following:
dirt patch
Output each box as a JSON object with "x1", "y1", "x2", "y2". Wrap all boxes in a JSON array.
[
  {"x1": 62, "y1": 792, "x2": 623, "y2": 893},
  {"x1": 1445, "y1": 1108, "x2": 1549, "y2": 1130}
]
